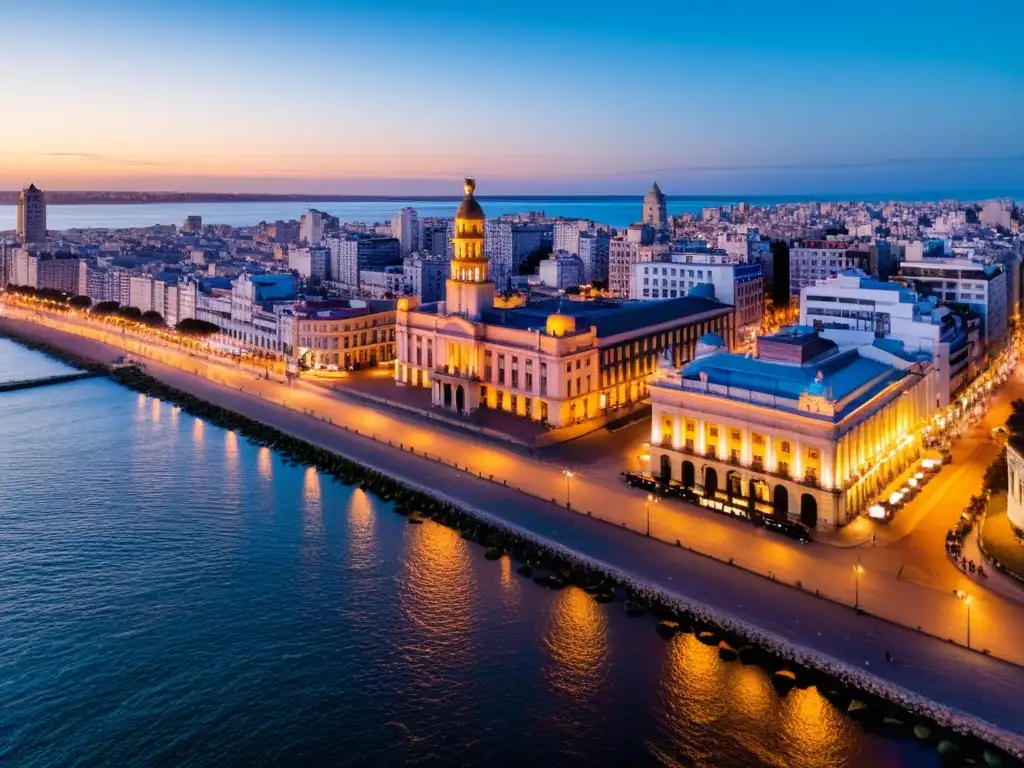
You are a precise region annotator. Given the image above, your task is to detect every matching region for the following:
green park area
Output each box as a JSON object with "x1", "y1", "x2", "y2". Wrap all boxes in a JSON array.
[{"x1": 982, "y1": 491, "x2": 1024, "y2": 582}]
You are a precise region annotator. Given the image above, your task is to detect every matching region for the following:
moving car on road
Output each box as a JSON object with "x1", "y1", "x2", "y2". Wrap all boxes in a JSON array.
[{"x1": 756, "y1": 514, "x2": 813, "y2": 543}]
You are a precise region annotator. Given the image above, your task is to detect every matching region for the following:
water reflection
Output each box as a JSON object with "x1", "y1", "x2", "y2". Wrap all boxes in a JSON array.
[
  {"x1": 150, "y1": 398, "x2": 161, "y2": 423},
  {"x1": 498, "y1": 555, "x2": 520, "y2": 603},
  {"x1": 192, "y1": 418, "x2": 204, "y2": 443},
  {"x1": 257, "y1": 446, "x2": 272, "y2": 482},
  {"x1": 400, "y1": 521, "x2": 474, "y2": 641},
  {"x1": 302, "y1": 466, "x2": 323, "y2": 537},
  {"x1": 224, "y1": 430, "x2": 239, "y2": 478},
  {"x1": 346, "y1": 489, "x2": 375, "y2": 569},
  {"x1": 655, "y1": 632, "x2": 728, "y2": 764},
  {"x1": 543, "y1": 587, "x2": 608, "y2": 701},
  {"x1": 137, "y1": 393, "x2": 146, "y2": 410},
  {"x1": 776, "y1": 687, "x2": 851, "y2": 768}
]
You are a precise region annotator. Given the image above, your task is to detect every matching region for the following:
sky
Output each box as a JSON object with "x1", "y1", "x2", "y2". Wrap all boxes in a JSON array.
[{"x1": 1, "y1": 0, "x2": 1022, "y2": 196}]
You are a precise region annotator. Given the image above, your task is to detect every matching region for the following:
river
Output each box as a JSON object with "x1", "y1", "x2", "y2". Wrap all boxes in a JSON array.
[{"x1": 0, "y1": 339, "x2": 941, "y2": 767}]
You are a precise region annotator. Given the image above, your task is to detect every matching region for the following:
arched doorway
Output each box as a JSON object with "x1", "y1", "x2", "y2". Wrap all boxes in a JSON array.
[
  {"x1": 455, "y1": 385, "x2": 465, "y2": 414},
  {"x1": 773, "y1": 485, "x2": 789, "y2": 519},
  {"x1": 727, "y1": 470, "x2": 744, "y2": 499},
  {"x1": 659, "y1": 454, "x2": 672, "y2": 484},
  {"x1": 443, "y1": 383, "x2": 452, "y2": 408},
  {"x1": 682, "y1": 461, "x2": 695, "y2": 488},
  {"x1": 800, "y1": 493, "x2": 818, "y2": 528},
  {"x1": 704, "y1": 467, "x2": 718, "y2": 498},
  {"x1": 750, "y1": 478, "x2": 769, "y2": 514}
]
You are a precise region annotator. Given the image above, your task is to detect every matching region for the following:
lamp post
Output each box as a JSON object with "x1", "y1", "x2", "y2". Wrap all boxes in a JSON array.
[
  {"x1": 562, "y1": 469, "x2": 573, "y2": 508},
  {"x1": 646, "y1": 493, "x2": 658, "y2": 537},
  {"x1": 956, "y1": 590, "x2": 973, "y2": 648},
  {"x1": 853, "y1": 561, "x2": 864, "y2": 610}
]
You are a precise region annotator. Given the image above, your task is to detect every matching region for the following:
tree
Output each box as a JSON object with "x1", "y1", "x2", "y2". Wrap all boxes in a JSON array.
[
  {"x1": 177, "y1": 318, "x2": 220, "y2": 337},
  {"x1": 69, "y1": 295, "x2": 92, "y2": 309},
  {"x1": 92, "y1": 300, "x2": 121, "y2": 315},
  {"x1": 140, "y1": 310, "x2": 166, "y2": 327},
  {"x1": 118, "y1": 306, "x2": 142, "y2": 321},
  {"x1": 592, "y1": 279, "x2": 608, "y2": 291},
  {"x1": 519, "y1": 243, "x2": 553, "y2": 275}
]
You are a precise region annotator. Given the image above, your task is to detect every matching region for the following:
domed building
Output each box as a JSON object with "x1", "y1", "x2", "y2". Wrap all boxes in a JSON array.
[{"x1": 393, "y1": 179, "x2": 735, "y2": 428}]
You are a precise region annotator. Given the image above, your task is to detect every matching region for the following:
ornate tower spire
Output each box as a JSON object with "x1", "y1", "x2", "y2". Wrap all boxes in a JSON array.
[{"x1": 446, "y1": 178, "x2": 494, "y2": 319}]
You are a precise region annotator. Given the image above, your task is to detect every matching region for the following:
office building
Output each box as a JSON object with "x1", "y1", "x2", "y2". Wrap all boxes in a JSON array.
[
  {"x1": 789, "y1": 240, "x2": 872, "y2": 297},
  {"x1": 392, "y1": 207, "x2": 420, "y2": 256},
  {"x1": 16, "y1": 184, "x2": 47, "y2": 244},
  {"x1": 578, "y1": 232, "x2": 610, "y2": 284},
  {"x1": 328, "y1": 235, "x2": 401, "y2": 290},
  {"x1": 299, "y1": 210, "x2": 326, "y2": 245},
  {"x1": 538, "y1": 252, "x2": 584, "y2": 290},
  {"x1": 182, "y1": 215, "x2": 203, "y2": 233}
]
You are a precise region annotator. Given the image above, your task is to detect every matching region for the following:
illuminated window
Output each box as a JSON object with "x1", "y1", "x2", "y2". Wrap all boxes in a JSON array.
[
  {"x1": 731, "y1": 430, "x2": 741, "y2": 441},
  {"x1": 709, "y1": 427, "x2": 719, "y2": 437},
  {"x1": 781, "y1": 441, "x2": 791, "y2": 454}
]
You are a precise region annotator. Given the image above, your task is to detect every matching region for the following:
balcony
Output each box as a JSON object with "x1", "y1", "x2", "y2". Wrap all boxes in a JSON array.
[{"x1": 433, "y1": 366, "x2": 480, "y2": 382}]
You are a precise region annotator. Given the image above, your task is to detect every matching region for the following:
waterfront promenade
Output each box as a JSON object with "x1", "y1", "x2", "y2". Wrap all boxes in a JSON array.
[{"x1": 4, "y1": 313, "x2": 1024, "y2": 750}]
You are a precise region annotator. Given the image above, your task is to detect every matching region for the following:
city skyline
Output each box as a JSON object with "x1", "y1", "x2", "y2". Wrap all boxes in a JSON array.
[{"x1": 2, "y1": 0, "x2": 1022, "y2": 196}]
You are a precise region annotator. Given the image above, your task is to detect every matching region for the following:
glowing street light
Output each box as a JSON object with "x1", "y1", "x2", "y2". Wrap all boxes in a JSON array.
[
  {"x1": 562, "y1": 469, "x2": 574, "y2": 508},
  {"x1": 853, "y1": 561, "x2": 865, "y2": 609},
  {"x1": 646, "y1": 493, "x2": 659, "y2": 537},
  {"x1": 955, "y1": 589, "x2": 973, "y2": 648}
]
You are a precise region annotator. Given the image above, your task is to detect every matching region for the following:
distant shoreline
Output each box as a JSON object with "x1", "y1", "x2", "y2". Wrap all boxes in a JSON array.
[{"x1": 0, "y1": 191, "x2": 1018, "y2": 206}]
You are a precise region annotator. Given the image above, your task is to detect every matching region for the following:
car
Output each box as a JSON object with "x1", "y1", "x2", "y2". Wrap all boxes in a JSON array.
[
  {"x1": 757, "y1": 514, "x2": 813, "y2": 543},
  {"x1": 326, "y1": 364, "x2": 339, "y2": 372},
  {"x1": 620, "y1": 471, "x2": 660, "y2": 494}
]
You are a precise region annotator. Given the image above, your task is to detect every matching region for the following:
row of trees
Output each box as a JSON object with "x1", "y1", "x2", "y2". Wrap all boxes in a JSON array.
[{"x1": 3, "y1": 285, "x2": 220, "y2": 337}]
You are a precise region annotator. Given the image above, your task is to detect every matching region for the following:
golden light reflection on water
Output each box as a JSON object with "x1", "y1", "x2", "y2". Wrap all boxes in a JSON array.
[
  {"x1": 192, "y1": 418, "x2": 204, "y2": 443},
  {"x1": 257, "y1": 446, "x2": 272, "y2": 482},
  {"x1": 543, "y1": 587, "x2": 608, "y2": 701},
  {"x1": 775, "y1": 686, "x2": 851, "y2": 768},
  {"x1": 150, "y1": 398, "x2": 160, "y2": 422},
  {"x1": 302, "y1": 466, "x2": 323, "y2": 536},
  {"x1": 400, "y1": 521, "x2": 474, "y2": 642},
  {"x1": 224, "y1": 430, "x2": 238, "y2": 477},
  {"x1": 346, "y1": 489, "x2": 376, "y2": 569},
  {"x1": 137, "y1": 393, "x2": 146, "y2": 410},
  {"x1": 656, "y1": 634, "x2": 853, "y2": 768}
]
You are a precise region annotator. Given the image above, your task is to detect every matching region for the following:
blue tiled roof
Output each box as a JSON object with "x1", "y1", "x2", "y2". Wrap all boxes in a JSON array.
[
  {"x1": 682, "y1": 348, "x2": 894, "y2": 403},
  {"x1": 478, "y1": 296, "x2": 729, "y2": 336}
]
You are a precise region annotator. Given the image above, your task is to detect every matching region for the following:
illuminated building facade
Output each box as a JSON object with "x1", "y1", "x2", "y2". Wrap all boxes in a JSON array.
[
  {"x1": 649, "y1": 326, "x2": 938, "y2": 528},
  {"x1": 394, "y1": 180, "x2": 734, "y2": 428}
]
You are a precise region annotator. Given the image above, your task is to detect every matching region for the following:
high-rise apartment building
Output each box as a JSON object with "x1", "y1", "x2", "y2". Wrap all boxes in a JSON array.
[
  {"x1": 299, "y1": 210, "x2": 325, "y2": 245},
  {"x1": 392, "y1": 207, "x2": 420, "y2": 256},
  {"x1": 16, "y1": 184, "x2": 47, "y2": 244}
]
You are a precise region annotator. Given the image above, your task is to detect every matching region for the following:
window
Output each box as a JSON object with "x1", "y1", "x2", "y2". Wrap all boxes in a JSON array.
[
  {"x1": 807, "y1": 448, "x2": 819, "y2": 460},
  {"x1": 709, "y1": 427, "x2": 718, "y2": 437},
  {"x1": 484, "y1": 350, "x2": 493, "y2": 382},
  {"x1": 525, "y1": 359, "x2": 533, "y2": 391},
  {"x1": 498, "y1": 354, "x2": 506, "y2": 385},
  {"x1": 540, "y1": 362, "x2": 548, "y2": 395},
  {"x1": 731, "y1": 430, "x2": 740, "y2": 441},
  {"x1": 566, "y1": 362, "x2": 572, "y2": 373},
  {"x1": 566, "y1": 381, "x2": 572, "y2": 398},
  {"x1": 780, "y1": 441, "x2": 791, "y2": 454}
]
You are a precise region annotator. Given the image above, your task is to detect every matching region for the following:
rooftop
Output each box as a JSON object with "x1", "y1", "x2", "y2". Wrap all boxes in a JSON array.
[{"x1": 463, "y1": 295, "x2": 729, "y2": 337}]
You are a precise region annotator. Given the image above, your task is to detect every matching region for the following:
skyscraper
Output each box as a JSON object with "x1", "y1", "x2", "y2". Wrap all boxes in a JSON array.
[
  {"x1": 392, "y1": 207, "x2": 420, "y2": 256},
  {"x1": 642, "y1": 181, "x2": 668, "y2": 231},
  {"x1": 16, "y1": 184, "x2": 47, "y2": 243}
]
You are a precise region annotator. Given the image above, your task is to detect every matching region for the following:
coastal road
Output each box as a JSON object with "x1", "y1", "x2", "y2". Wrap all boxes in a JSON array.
[{"x1": 5, "y1": 312, "x2": 1024, "y2": 751}]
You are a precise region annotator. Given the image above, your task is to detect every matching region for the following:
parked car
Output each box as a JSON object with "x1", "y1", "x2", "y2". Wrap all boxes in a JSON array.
[
  {"x1": 620, "y1": 471, "x2": 660, "y2": 494},
  {"x1": 757, "y1": 514, "x2": 813, "y2": 543}
]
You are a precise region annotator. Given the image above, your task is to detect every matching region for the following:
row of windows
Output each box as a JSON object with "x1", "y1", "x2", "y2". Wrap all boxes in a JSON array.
[
  {"x1": 300, "y1": 317, "x2": 385, "y2": 333},
  {"x1": 298, "y1": 329, "x2": 393, "y2": 349}
]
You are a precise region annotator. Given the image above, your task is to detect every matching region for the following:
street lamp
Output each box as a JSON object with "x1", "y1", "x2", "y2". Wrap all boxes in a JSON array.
[
  {"x1": 646, "y1": 493, "x2": 659, "y2": 537},
  {"x1": 853, "y1": 561, "x2": 864, "y2": 609},
  {"x1": 562, "y1": 469, "x2": 573, "y2": 508},
  {"x1": 955, "y1": 589, "x2": 973, "y2": 648}
]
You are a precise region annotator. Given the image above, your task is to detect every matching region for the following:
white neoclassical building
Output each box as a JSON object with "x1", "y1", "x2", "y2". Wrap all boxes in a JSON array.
[{"x1": 648, "y1": 326, "x2": 939, "y2": 529}]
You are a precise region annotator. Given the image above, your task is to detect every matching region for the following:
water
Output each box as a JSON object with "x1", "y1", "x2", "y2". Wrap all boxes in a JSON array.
[
  {"x1": 0, "y1": 337, "x2": 77, "y2": 384},
  {"x1": 0, "y1": 345, "x2": 941, "y2": 767}
]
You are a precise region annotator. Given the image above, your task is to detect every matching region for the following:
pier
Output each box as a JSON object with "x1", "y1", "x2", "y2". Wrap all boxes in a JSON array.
[{"x1": 0, "y1": 370, "x2": 101, "y2": 394}]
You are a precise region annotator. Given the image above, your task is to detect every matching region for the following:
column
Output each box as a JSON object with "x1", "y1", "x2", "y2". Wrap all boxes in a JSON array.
[
  {"x1": 766, "y1": 432, "x2": 776, "y2": 472},
  {"x1": 698, "y1": 419, "x2": 706, "y2": 454},
  {"x1": 673, "y1": 412, "x2": 682, "y2": 449},
  {"x1": 742, "y1": 427, "x2": 752, "y2": 465}
]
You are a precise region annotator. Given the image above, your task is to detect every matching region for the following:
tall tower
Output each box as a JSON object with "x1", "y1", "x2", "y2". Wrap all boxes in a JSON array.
[
  {"x1": 642, "y1": 181, "x2": 668, "y2": 231},
  {"x1": 446, "y1": 179, "x2": 494, "y2": 319},
  {"x1": 16, "y1": 183, "x2": 47, "y2": 244}
]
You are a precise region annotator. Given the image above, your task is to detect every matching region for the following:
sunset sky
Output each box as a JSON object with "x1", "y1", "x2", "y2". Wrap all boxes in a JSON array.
[{"x1": 2, "y1": 0, "x2": 1022, "y2": 195}]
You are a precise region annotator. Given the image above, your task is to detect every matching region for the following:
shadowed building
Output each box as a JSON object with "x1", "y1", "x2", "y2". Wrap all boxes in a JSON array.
[{"x1": 16, "y1": 184, "x2": 47, "y2": 244}]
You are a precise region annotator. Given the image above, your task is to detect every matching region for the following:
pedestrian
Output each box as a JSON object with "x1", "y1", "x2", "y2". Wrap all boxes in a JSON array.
[{"x1": 884, "y1": 650, "x2": 892, "y2": 664}]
